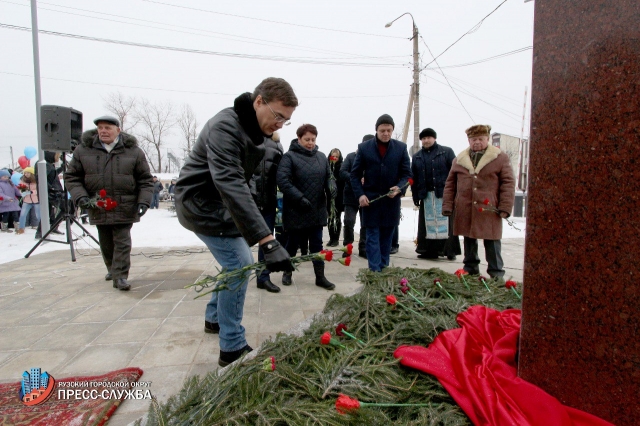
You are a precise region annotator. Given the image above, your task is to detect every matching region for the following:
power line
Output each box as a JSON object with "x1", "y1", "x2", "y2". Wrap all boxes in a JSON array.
[
  {"x1": 423, "y1": 46, "x2": 532, "y2": 70},
  {"x1": 1, "y1": 0, "x2": 410, "y2": 63},
  {"x1": 0, "y1": 23, "x2": 405, "y2": 68},
  {"x1": 424, "y1": 0, "x2": 509, "y2": 68},
  {"x1": 0, "y1": 70, "x2": 409, "y2": 99},
  {"x1": 142, "y1": 0, "x2": 405, "y2": 40},
  {"x1": 426, "y1": 71, "x2": 523, "y2": 105},
  {"x1": 420, "y1": 36, "x2": 474, "y2": 122}
]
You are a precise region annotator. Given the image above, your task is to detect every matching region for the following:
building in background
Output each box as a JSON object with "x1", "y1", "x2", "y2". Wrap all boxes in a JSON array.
[{"x1": 491, "y1": 132, "x2": 529, "y2": 217}]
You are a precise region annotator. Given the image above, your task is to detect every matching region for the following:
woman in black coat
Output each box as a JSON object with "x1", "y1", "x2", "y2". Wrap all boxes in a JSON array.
[
  {"x1": 276, "y1": 124, "x2": 336, "y2": 290},
  {"x1": 326, "y1": 148, "x2": 344, "y2": 247}
]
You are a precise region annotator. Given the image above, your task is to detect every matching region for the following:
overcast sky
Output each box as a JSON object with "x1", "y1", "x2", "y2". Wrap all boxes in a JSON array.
[{"x1": 0, "y1": 0, "x2": 534, "y2": 170}]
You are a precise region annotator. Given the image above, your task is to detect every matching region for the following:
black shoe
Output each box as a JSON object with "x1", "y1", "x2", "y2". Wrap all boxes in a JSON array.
[
  {"x1": 418, "y1": 254, "x2": 438, "y2": 259},
  {"x1": 282, "y1": 272, "x2": 292, "y2": 286},
  {"x1": 358, "y1": 251, "x2": 367, "y2": 259},
  {"x1": 316, "y1": 277, "x2": 336, "y2": 290},
  {"x1": 257, "y1": 279, "x2": 281, "y2": 293},
  {"x1": 326, "y1": 240, "x2": 339, "y2": 247},
  {"x1": 105, "y1": 273, "x2": 112, "y2": 281},
  {"x1": 219, "y1": 344, "x2": 253, "y2": 367},
  {"x1": 34, "y1": 232, "x2": 41, "y2": 239},
  {"x1": 51, "y1": 228, "x2": 64, "y2": 235},
  {"x1": 390, "y1": 247, "x2": 399, "y2": 254},
  {"x1": 113, "y1": 278, "x2": 131, "y2": 291},
  {"x1": 204, "y1": 321, "x2": 220, "y2": 334},
  {"x1": 342, "y1": 252, "x2": 349, "y2": 258},
  {"x1": 447, "y1": 255, "x2": 457, "y2": 261}
]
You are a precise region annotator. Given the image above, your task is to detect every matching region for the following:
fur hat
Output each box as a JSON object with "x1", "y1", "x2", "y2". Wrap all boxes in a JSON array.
[
  {"x1": 419, "y1": 128, "x2": 437, "y2": 139},
  {"x1": 362, "y1": 134, "x2": 374, "y2": 142},
  {"x1": 465, "y1": 124, "x2": 491, "y2": 138},
  {"x1": 375, "y1": 114, "x2": 395, "y2": 130},
  {"x1": 23, "y1": 167, "x2": 35, "y2": 174},
  {"x1": 93, "y1": 115, "x2": 120, "y2": 127}
]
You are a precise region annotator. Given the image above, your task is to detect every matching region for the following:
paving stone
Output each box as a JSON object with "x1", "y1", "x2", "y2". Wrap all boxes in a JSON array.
[
  {"x1": 93, "y1": 318, "x2": 165, "y2": 344},
  {"x1": 58, "y1": 342, "x2": 145, "y2": 376}
]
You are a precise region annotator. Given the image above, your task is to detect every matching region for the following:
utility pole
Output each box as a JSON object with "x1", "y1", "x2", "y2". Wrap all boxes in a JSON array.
[
  {"x1": 411, "y1": 22, "x2": 420, "y2": 156},
  {"x1": 9, "y1": 146, "x2": 14, "y2": 169}
]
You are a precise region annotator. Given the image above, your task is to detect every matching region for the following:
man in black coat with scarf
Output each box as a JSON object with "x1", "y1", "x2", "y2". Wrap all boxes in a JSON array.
[
  {"x1": 350, "y1": 114, "x2": 412, "y2": 272},
  {"x1": 175, "y1": 77, "x2": 297, "y2": 366}
]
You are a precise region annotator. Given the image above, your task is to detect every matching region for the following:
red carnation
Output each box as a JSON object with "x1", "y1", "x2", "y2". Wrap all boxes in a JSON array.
[
  {"x1": 505, "y1": 280, "x2": 517, "y2": 289},
  {"x1": 320, "y1": 331, "x2": 332, "y2": 345},
  {"x1": 344, "y1": 243, "x2": 353, "y2": 255},
  {"x1": 0, "y1": 196, "x2": 3, "y2": 200},
  {"x1": 338, "y1": 256, "x2": 351, "y2": 266},
  {"x1": 336, "y1": 394, "x2": 361, "y2": 414},
  {"x1": 99, "y1": 189, "x2": 107, "y2": 198},
  {"x1": 323, "y1": 250, "x2": 333, "y2": 261},
  {"x1": 336, "y1": 323, "x2": 347, "y2": 337},
  {"x1": 454, "y1": 269, "x2": 468, "y2": 277},
  {"x1": 400, "y1": 285, "x2": 408, "y2": 294},
  {"x1": 386, "y1": 294, "x2": 397, "y2": 305},
  {"x1": 433, "y1": 278, "x2": 441, "y2": 285},
  {"x1": 478, "y1": 276, "x2": 488, "y2": 282},
  {"x1": 329, "y1": 156, "x2": 338, "y2": 163},
  {"x1": 483, "y1": 198, "x2": 490, "y2": 205},
  {"x1": 408, "y1": 178, "x2": 414, "y2": 186},
  {"x1": 96, "y1": 200, "x2": 105, "y2": 208}
]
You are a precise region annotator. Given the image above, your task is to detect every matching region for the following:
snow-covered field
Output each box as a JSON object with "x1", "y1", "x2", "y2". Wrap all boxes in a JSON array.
[{"x1": 1, "y1": 207, "x2": 526, "y2": 265}]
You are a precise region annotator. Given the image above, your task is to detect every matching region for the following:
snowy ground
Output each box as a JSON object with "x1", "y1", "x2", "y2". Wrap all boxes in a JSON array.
[{"x1": 0, "y1": 206, "x2": 526, "y2": 265}]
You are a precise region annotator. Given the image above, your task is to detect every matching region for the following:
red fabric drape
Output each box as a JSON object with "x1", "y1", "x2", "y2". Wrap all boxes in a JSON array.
[{"x1": 393, "y1": 306, "x2": 614, "y2": 426}]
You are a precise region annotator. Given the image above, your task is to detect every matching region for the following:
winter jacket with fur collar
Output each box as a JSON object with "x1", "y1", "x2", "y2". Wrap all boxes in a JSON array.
[
  {"x1": 442, "y1": 144, "x2": 515, "y2": 240},
  {"x1": 65, "y1": 130, "x2": 154, "y2": 225}
]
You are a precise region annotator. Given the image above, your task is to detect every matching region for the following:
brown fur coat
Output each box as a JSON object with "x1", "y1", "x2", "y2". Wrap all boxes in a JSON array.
[{"x1": 442, "y1": 144, "x2": 515, "y2": 240}]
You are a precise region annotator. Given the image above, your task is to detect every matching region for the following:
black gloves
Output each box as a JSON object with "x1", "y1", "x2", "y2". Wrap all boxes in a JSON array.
[
  {"x1": 260, "y1": 240, "x2": 294, "y2": 272},
  {"x1": 138, "y1": 204, "x2": 148, "y2": 217},
  {"x1": 76, "y1": 197, "x2": 91, "y2": 209},
  {"x1": 299, "y1": 197, "x2": 312, "y2": 210},
  {"x1": 413, "y1": 200, "x2": 420, "y2": 207}
]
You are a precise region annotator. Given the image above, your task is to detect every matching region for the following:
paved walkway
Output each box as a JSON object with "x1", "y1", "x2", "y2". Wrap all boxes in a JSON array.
[{"x1": 0, "y1": 234, "x2": 524, "y2": 425}]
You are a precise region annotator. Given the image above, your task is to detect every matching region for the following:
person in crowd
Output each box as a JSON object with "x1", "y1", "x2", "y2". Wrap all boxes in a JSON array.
[
  {"x1": 0, "y1": 170, "x2": 21, "y2": 233},
  {"x1": 151, "y1": 176, "x2": 163, "y2": 209},
  {"x1": 175, "y1": 77, "x2": 296, "y2": 366},
  {"x1": 411, "y1": 127, "x2": 461, "y2": 260},
  {"x1": 65, "y1": 115, "x2": 154, "y2": 291},
  {"x1": 442, "y1": 124, "x2": 515, "y2": 278},
  {"x1": 251, "y1": 131, "x2": 284, "y2": 293},
  {"x1": 277, "y1": 124, "x2": 337, "y2": 290},
  {"x1": 326, "y1": 148, "x2": 344, "y2": 247},
  {"x1": 34, "y1": 151, "x2": 64, "y2": 237},
  {"x1": 16, "y1": 166, "x2": 39, "y2": 235},
  {"x1": 168, "y1": 179, "x2": 176, "y2": 200},
  {"x1": 350, "y1": 114, "x2": 412, "y2": 272},
  {"x1": 342, "y1": 135, "x2": 374, "y2": 258}
]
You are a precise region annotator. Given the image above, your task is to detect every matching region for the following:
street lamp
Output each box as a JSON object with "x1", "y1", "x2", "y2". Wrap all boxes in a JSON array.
[{"x1": 386, "y1": 13, "x2": 420, "y2": 155}]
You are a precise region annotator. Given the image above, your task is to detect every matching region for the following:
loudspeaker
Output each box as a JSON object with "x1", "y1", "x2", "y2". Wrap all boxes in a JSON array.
[{"x1": 41, "y1": 105, "x2": 83, "y2": 152}]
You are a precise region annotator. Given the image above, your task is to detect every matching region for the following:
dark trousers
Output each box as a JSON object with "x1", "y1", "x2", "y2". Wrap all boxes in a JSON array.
[
  {"x1": 343, "y1": 205, "x2": 358, "y2": 245},
  {"x1": 365, "y1": 226, "x2": 394, "y2": 272},
  {"x1": 391, "y1": 225, "x2": 399, "y2": 249},
  {"x1": 463, "y1": 237, "x2": 505, "y2": 278},
  {"x1": 97, "y1": 223, "x2": 133, "y2": 280},
  {"x1": 151, "y1": 193, "x2": 160, "y2": 209},
  {"x1": 285, "y1": 226, "x2": 324, "y2": 266},
  {"x1": 257, "y1": 211, "x2": 276, "y2": 283},
  {"x1": 1, "y1": 211, "x2": 18, "y2": 223}
]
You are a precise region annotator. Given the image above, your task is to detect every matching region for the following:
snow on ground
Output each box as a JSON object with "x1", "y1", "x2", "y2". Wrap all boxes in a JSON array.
[{"x1": 0, "y1": 206, "x2": 526, "y2": 265}]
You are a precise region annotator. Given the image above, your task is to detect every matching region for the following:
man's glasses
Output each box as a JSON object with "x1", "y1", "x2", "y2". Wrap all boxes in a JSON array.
[{"x1": 264, "y1": 101, "x2": 291, "y2": 126}]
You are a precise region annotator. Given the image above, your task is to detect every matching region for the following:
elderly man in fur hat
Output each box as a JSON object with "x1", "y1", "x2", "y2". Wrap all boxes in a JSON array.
[
  {"x1": 65, "y1": 116, "x2": 154, "y2": 291},
  {"x1": 442, "y1": 125, "x2": 515, "y2": 278}
]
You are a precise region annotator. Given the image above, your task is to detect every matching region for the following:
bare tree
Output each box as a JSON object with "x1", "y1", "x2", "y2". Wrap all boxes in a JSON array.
[
  {"x1": 103, "y1": 92, "x2": 139, "y2": 133},
  {"x1": 177, "y1": 104, "x2": 199, "y2": 158},
  {"x1": 134, "y1": 98, "x2": 175, "y2": 173}
]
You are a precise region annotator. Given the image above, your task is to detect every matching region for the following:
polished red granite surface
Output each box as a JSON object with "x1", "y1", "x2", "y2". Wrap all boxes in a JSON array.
[{"x1": 519, "y1": 1, "x2": 640, "y2": 425}]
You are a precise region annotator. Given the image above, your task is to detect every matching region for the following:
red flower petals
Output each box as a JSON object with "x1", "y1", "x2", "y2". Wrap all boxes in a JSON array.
[
  {"x1": 336, "y1": 323, "x2": 347, "y2": 337},
  {"x1": 505, "y1": 280, "x2": 517, "y2": 289},
  {"x1": 483, "y1": 198, "x2": 490, "y2": 205},
  {"x1": 99, "y1": 189, "x2": 107, "y2": 198},
  {"x1": 454, "y1": 269, "x2": 468, "y2": 277},
  {"x1": 408, "y1": 178, "x2": 414, "y2": 186},
  {"x1": 336, "y1": 394, "x2": 360, "y2": 414},
  {"x1": 320, "y1": 332, "x2": 332, "y2": 345},
  {"x1": 386, "y1": 295, "x2": 397, "y2": 305},
  {"x1": 339, "y1": 256, "x2": 351, "y2": 266}
]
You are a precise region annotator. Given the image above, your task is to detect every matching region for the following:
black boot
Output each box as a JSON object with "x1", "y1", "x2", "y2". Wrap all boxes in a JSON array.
[
  {"x1": 113, "y1": 278, "x2": 131, "y2": 291},
  {"x1": 313, "y1": 262, "x2": 335, "y2": 290},
  {"x1": 219, "y1": 344, "x2": 253, "y2": 367},
  {"x1": 105, "y1": 272, "x2": 112, "y2": 281},
  {"x1": 257, "y1": 279, "x2": 281, "y2": 293},
  {"x1": 282, "y1": 271, "x2": 293, "y2": 286}
]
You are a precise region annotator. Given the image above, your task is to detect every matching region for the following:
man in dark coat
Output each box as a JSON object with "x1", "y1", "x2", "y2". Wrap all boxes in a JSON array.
[
  {"x1": 250, "y1": 132, "x2": 284, "y2": 293},
  {"x1": 326, "y1": 148, "x2": 344, "y2": 247},
  {"x1": 151, "y1": 176, "x2": 163, "y2": 209},
  {"x1": 411, "y1": 128, "x2": 461, "y2": 260},
  {"x1": 65, "y1": 116, "x2": 154, "y2": 291},
  {"x1": 175, "y1": 77, "x2": 297, "y2": 366},
  {"x1": 341, "y1": 134, "x2": 373, "y2": 258},
  {"x1": 350, "y1": 114, "x2": 412, "y2": 272}
]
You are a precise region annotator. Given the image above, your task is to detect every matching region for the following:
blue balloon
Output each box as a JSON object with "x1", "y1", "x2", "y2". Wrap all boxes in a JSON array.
[
  {"x1": 11, "y1": 172, "x2": 23, "y2": 185},
  {"x1": 24, "y1": 146, "x2": 37, "y2": 159}
]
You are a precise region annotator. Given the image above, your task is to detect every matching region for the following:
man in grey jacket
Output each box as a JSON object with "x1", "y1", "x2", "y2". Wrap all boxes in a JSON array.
[{"x1": 175, "y1": 77, "x2": 297, "y2": 366}]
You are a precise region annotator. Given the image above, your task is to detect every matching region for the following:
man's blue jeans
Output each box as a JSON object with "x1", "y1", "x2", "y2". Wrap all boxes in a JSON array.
[
  {"x1": 365, "y1": 226, "x2": 394, "y2": 272},
  {"x1": 151, "y1": 193, "x2": 160, "y2": 209},
  {"x1": 196, "y1": 233, "x2": 254, "y2": 352}
]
